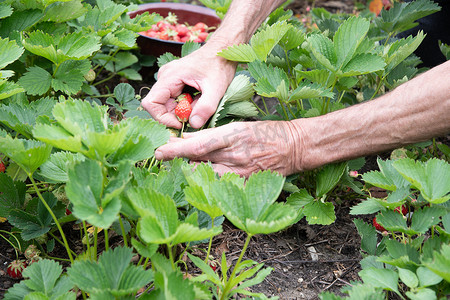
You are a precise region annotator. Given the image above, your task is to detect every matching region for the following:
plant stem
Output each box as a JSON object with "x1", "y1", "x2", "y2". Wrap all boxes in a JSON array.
[
  {"x1": 280, "y1": 102, "x2": 290, "y2": 120},
  {"x1": 104, "y1": 228, "x2": 109, "y2": 251},
  {"x1": 48, "y1": 232, "x2": 78, "y2": 258},
  {"x1": 147, "y1": 156, "x2": 156, "y2": 172},
  {"x1": 204, "y1": 222, "x2": 215, "y2": 264},
  {"x1": 82, "y1": 221, "x2": 91, "y2": 258},
  {"x1": 93, "y1": 73, "x2": 117, "y2": 87},
  {"x1": 250, "y1": 97, "x2": 267, "y2": 116},
  {"x1": 220, "y1": 234, "x2": 253, "y2": 300},
  {"x1": 119, "y1": 215, "x2": 128, "y2": 247},
  {"x1": 93, "y1": 227, "x2": 98, "y2": 258},
  {"x1": 167, "y1": 244, "x2": 176, "y2": 270},
  {"x1": 261, "y1": 96, "x2": 270, "y2": 115},
  {"x1": 0, "y1": 232, "x2": 19, "y2": 260},
  {"x1": 29, "y1": 176, "x2": 74, "y2": 263}
]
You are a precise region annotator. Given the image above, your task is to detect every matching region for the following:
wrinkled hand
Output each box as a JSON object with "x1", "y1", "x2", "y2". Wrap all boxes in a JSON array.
[
  {"x1": 141, "y1": 43, "x2": 237, "y2": 129},
  {"x1": 155, "y1": 121, "x2": 303, "y2": 177}
]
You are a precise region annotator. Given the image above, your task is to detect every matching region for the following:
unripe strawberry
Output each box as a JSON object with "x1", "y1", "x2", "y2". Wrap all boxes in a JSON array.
[
  {"x1": 349, "y1": 170, "x2": 358, "y2": 177},
  {"x1": 84, "y1": 69, "x2": 96, "y2": 82},
  {"x1": 24, "y1": 244, "x2": 40, "y2": 261},
  {"x1": 373, "y1": 217, "x2": 386, "y2": 231},
  {"x1": 7, "y1": 260, "x2": 27, "y2": 279},
  {"x1": 175, "y1": 99, "x2": 192, "y2": 123}
]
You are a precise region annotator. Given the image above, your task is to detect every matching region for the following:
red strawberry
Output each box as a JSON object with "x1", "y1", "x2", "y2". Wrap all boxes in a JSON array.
[
  {"x1": 0, "y1": 161, "x2": 5, "y2": 173},
  {"x1": 175, "y1": 99, "x2": 192, "y2": 122},
  {"x1": 7, "y1": 260, "x2": 27, "y2": 279},
  {"x1": 373, "y1": 217, "x2": 386, "y2": 231},
  {"x1": 177, "y1": 93, "x2": 193, "y2": 104},
  {"x1": 193, "y1": 22, "x2": 208, "y2": 32},
  {"x1": 197, "y1": 32, "x2": 209, "y2": 42},
  {"x1": 176, "y1": 24, "x2": 189, "y2": 37},
  {"x1": 394, "y1": 205, "x2": 407, "y2": 215}
]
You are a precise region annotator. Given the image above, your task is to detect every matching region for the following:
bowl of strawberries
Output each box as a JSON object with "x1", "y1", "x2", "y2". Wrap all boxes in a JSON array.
[{"x1": 129, "y1": 2, "x2": 221, "y2": 57}]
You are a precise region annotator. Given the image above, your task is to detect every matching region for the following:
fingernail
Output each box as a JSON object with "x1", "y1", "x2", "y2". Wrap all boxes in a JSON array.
[
  {"x1": 190, "y1": 115, "x2": 203, "y2": 128},
  {"x1": 155, "y1": 150, "x2": 163, "y2": 160}
]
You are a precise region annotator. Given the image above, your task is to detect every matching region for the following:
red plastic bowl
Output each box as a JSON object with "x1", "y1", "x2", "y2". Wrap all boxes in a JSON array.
[{"x1": 129, "y1": 3, "x2": 221, "y2": 57}]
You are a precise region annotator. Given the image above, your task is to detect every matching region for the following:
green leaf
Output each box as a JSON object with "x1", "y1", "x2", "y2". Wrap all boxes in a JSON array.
[
  {"x1": 375, "y1": 0, "x2": 441, "y2": 34},
  {"x1": 187, "y1": 253, "x2": 221, "y2": 285},
  {"x1": 316, "y1": 162, "x2": 347, "y2": 197},
  {"x1": 0, "y1": 81, "x2": 25, "y2": 100},
  {"x1": 410, "y1": 206, "x2": 446, "y2": 234},
  {"x1": 307, "y1": 34, "x2": 336, "y2": 72},
  {"x1": 103, "y1": 29, "x2": 137, "y2": 49},
  {"x1": 350, "y1": 198, "x2": 384, "y2": 215},
  {"x1": 114, "y1": 83, "x2": 135, "y2": 105},
  {"x1": 217, "y1": 43, "x2": 258, "y2": 62},
  {"x1": 354, "y1": 219, "x2": 378, "y2": 255},
  {"x1": 405, "y1": 288, "x2": 437, "y2": 300},
  {"x1": 341, "y1": 53, "x2": 386, "y2": 77},
  {"x1": 67, "y1": 246, "x2": 154, "y2": 296},
  {"x1": 42, "y1": 0, "x2": 87, "y2": 23},
  {"x1": 38, "y1": 151, "x2": 85, "y2": 183},
  {"x1": 212, "y1": 171, "x2": 297, "y2": 235},
  {"x1": 359, "y1": 268, "x2": 399, "y2": 294},
  {"x1": 22, "y1": 30, "x2": 101, "y2": 65},
  {"x1": 66, "y1": 159, "x2": 123, "y2": 228},
  {"x1": 422, "y1": 244, "x2": 450, "y2": 282},
  {"x1": 0, "y1": 9, "x2": 43, "y2": 37},
  {"x1": 249, "y1": 60, "x2": 289, "y2": 100},
  {"x1": 209, "y1": 74, "x2": 255, "y2": 128},
  {"x1": 333, "y1": 16, "x2": 370, "y2": 69},
  {"x1": 288, "y1": 81, "x2": 334, "y2": 102},
  {"x1": 52, "y1": 60, "x2": 85, "y2": 95},
  {"x1": 21, "y1": 259, "x2": 74, "y2": 297},
  {"x1": 393, "y1": 158, "x2": 450, "y2": 204},
  {"x1": 0, "y1": 173, "x2": 26, "y2": 218},
  {"x1": 384, "y1": 32, "x2": 425, "y2": 74},
  {"x1": 18, "y1": 66, "x2": 52, "y2": 96},
  {"x1": 181, "y1": 41, "x2": 202, "y2": 57},
  {"x1": 398, "y1": 268, "x2": 418, "y2": 288},
  {"x1": 251, "y1": 21, "x2": 291, "y2": 62},
  {"x1": 439, "y1": 41, "x2": 450, "y2": 60},
  {"x1": 0, "y1": 97, "x2": 55, "y2": 138},
  {"x1": 0, "y1": 37, "x2": 24, "y2": 69},
  {"x1": 0, "y1": 3, "x2": 13, "y2": 19},
  {"x1": 0, "y1": 136, "x2": 52, "y2": 175},
  {"x1": 376, "y1": 210, "x2": 408, "y2": 233},
  {"x1": 303, "y1": 200, "x2": 335, "y2": 225},
  {"x1": 109, "y1": 117, "x2": 169, "y2": 164},
  {"x1": 416, "y1": 266, "x2": 443, "y2": 287}
]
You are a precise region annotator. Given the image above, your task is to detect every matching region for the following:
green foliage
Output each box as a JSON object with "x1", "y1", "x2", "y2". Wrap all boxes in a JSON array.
[
  {"x1": 345, "y1": 157, "x2": 450, "y2": 300},
  {"x1": 4, "y1": 259, "x2": 75, "y2": 300},
  {"x1": 67, "y1": 246, "x2": 154, "y2": 298}
]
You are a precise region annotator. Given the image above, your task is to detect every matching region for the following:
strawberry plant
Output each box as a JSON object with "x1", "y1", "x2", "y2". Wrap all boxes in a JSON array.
[{"x1": 320, "y1": 157, "x2": 450, "y2": 299}]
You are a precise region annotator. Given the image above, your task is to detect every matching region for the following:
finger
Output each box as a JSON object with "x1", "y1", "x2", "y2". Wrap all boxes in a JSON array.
[
  {"x1": 189, "y1": 87, "x2": 224, "y2": 129},
  {"x1": 155, "y1": 132, "x2": 226, "y2": 161}
]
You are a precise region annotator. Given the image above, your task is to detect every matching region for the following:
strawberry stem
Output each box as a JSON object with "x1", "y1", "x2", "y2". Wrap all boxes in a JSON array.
[{"x1": 29, "y1": 175, "x2": 74, "y2": 263}]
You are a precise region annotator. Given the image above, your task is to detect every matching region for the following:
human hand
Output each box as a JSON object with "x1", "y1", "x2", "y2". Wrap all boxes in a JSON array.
[
  {"x1": 154, "y1": 121, "x2": 303, "y2": 177},
  {"x1": 141, "y1": 43, "x2": 237, "y2": 129}
]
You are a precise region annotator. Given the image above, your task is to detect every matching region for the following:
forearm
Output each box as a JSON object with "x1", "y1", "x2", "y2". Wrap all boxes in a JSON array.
[
  {"x1": 206, "y1": 0, "x2": 285, "y2": 51},
  {"x1": 293, "y1": 60, "x2": 450, "y2": 171}
]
